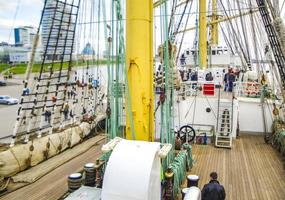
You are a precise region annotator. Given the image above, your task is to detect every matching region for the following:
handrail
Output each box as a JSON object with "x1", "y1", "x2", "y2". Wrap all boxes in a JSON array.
[{"x1": 178, "y1": 80, "x2": 263, "y2": 99}]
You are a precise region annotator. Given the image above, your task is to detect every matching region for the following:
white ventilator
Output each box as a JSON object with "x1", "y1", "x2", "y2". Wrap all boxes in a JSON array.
[{"x1": 101, "y1": 139, "x2": 161, "y2": 200}]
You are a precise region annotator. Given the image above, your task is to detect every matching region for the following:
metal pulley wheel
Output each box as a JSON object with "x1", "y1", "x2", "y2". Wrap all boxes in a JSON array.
[{"x1": 177, "y1": 125, "x2": 196, "y2": 143}]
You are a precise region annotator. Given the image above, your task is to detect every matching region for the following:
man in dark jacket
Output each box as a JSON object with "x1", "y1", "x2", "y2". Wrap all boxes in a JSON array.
[{"x1": 201, "y1": 172, "x2": 226, "y2": 200}]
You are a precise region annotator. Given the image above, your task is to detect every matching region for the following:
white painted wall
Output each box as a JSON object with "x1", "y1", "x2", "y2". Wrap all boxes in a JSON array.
[
  {"x1": 155, "y1": 95, "x2": 273, "y2": 140},
  {"x1": 238, "y1": 98, "x2": 273, "y2": 134},
  {"x1": 155, "y1": 96, "x2": 239, "y2": 139},
  {"x1": 174, "y1": 97, "x2": 218, "y2": 130}
]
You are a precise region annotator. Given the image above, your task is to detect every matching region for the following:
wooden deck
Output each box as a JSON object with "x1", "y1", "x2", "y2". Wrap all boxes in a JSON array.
[
  {"x1": 0, "y1": 138, "x2": 105, "y2": 200},
  {"x1": 1, "y1": 134, "x2": 284, "y2": 200},
  {"x1": 190, "y1": 134, "x2": 285, "y2": 200}
]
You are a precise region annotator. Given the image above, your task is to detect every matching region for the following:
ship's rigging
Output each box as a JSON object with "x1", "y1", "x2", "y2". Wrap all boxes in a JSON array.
[{"x1": 1, "y1": 0, "x2": 285, "y2": 199}]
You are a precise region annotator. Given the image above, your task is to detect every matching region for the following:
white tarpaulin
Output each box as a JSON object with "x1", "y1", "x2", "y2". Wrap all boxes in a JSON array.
[{"x1": 101, "y1": 139, "x2": 161, "y2": 200}]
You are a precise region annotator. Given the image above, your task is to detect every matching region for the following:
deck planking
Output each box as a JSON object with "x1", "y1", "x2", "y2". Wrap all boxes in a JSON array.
[
  {"x1": 190, "y1": 134, "x2": 285, "y2": 200},
  {"x1": 2, "y1": 134, "x2": 284, "y2": 200},
  {"x1": 0, "y1": 138, "x2": 106, "y2": 200}
]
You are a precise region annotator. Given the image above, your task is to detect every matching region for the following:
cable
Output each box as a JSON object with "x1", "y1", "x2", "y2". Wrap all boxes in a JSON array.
[
  {"x1": 8, "y1": 0, "x2": 21, "y2": 43},
  {"x1": 174, "y1": 0, "x2": 194, "y2": 63},
  {"x1": 77, "y1": 6, "x2": 261, "y2": 25}
]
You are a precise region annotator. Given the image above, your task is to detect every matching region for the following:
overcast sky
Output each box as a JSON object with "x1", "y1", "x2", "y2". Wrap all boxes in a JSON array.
[
  {"x1": 0, "y1": 0, "x2": 194, "y2": 47},
  {"x1": 0, "y1": 0, "x2": 107, "y2": 54},
  {"x1": 0, "y1": 0, "x2": 43, "y2": 43},
  {"x1": 1, "y1": 0, "x2": 285, "y2": 57}
]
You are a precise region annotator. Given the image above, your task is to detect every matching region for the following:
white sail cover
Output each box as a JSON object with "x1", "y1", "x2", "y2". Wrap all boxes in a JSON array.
[{"x1": 101, "y1": 139, "x2": 161, "y2": 200}]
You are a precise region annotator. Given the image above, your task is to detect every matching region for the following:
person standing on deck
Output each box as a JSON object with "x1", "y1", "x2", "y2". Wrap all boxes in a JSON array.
[
  {"x1": 201, "y1": 172, "x2": 226, "y2": 200},
  {"x1": 180, "y1": 69, "x2": 185, "y2": 81},
  {"x1": 227, "y1": 69, "x2": 236, "y2": 92},
  {"x1": 44, "y1": 109, "x2": 51, "y2": 123},
  {"x1": 182, "y1": 69, "x2": 188, "y2": 82},
  {"x1": 187, "y1": 68, "x2": 192, "y2": 80},
  {"x1": 224, "y1": 68, "x2": 235, "y2": 92},
  {"x1": 63, "y1": 102, "x2": 70, "y2": 120},
  {"x1": 223, "y1": 70, "x2": 229, "y2": 91},
  {"x1": 190, "y1": 70, "x2": 198, "y2": 89},
  {"x1": 190, "y1": 70, "x2": 198, "y2": 81}
]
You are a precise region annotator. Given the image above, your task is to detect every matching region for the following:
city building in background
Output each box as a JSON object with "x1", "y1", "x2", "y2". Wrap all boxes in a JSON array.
[
  {"x1": 41, "y1": 0, "x2": 74, "y2": 61},
  {"x1": 0, "y1": 41, "x2": 42, "y2": 64},
  {"x1": 0, "y1": 45, "x2": 42, "y2": 63},
  {"x1": 8, "y1": 46, "x2": 42, "y2": 63},
  {"x1": 14, "y1": 26, "x2": 37, "y2": 47},
  {"x1": 1, "y1": 0, "x2": 105, "y2": 64},
  {"x1": 0, "y1": 26, "x2": 42, "y2": 63},
  {"x1": 80, "y1": 42, "x2": 95, "y2": 60}
]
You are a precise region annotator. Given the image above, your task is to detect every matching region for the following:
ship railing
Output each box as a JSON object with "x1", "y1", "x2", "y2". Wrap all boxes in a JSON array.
[{"x1": 177, "y1": 80, "x2": 225, "y2": 98}]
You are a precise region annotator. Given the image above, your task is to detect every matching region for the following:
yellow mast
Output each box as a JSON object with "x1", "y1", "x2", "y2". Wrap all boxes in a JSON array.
[
  {"x1": 125, "y1": 0, "x2": 154, "y2": 141},
  {"x1": 211, "y1": 0, "x2": 218, "y2": 45},
  {"x1": 199, "y1": 0, "x2": 207, "y2": 69}
]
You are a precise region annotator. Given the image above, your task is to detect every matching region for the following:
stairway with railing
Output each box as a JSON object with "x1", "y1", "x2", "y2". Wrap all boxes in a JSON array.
[{"x1": 215, "y1": 89, "x2": 233, "y2": 148}]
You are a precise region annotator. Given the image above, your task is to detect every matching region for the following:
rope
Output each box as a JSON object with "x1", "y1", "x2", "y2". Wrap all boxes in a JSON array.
[
  {"x1": 0, "y1": 177, "x2": 10, "y2": 192},
  {"x1": 104, "y1": 0, "x2": 136, "y2": 140},
  {"x1": 169, "y1": 150, "x2": 191, "y2": 196},
  {"x1": 10, "y1": 0, "x2": 50, "y2": 146},
  {"x1": 94, "y1": 0, "x2": 102, "y2": 116},
  {"x1": 79, "y1": 0, "x2": 89, "y2": 117},
  {"x1": 118, "y1": 0, "x2": 136, "y2": 140},
  {"x1": 36, "y1": 0, "x2": 69, "y2": 139},
  {"x1": 175, "y1": 0, "x2": 194, "y2": 63},
  {"x1": 9, "y1": 149, "x2": 22, "y2": 172},
  {"x1": 11, "y1": 0, "x2": 82, "y2": 145},
  {"x1": 101, "y1": 0, "x2": 112, "y2": 140},
  {"x1": 108, "y1": 0, "x2": 116, "y2": 140},
  {"x1": 8, "y1": 0, "x2": 21, "y2": 43},
  {"x1": 48, "y1": 137, "x2": 58, "y2": 153},
  {"x1": 55, "y1": 0, "x2": 80, "y2": 130},
  {"x1": 218, "y1": 0, "x2": 250, "y2": 68},
  {"x1": 236, "y1": 0, "x2": 251, "y2": 65},
  {"x1": 161, "y1": 1, "x2": 176, "y2": 164}
]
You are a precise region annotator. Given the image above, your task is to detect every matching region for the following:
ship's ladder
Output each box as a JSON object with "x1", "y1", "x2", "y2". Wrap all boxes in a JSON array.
[
  {"x1": 10, "y1": 0, "x2": 81, "y2": 146},
  {"x1": 256, "y1": 0, "x2": 285, "y2": 86},
  {"x1": 215, "y1": 101, "x2": 233, "y2": 148}
]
